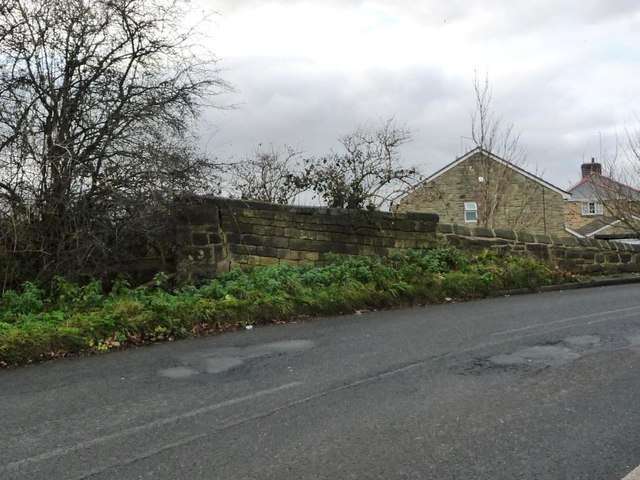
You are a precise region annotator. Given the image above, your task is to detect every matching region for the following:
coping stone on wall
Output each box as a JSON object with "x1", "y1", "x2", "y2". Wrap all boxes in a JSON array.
[
  {"x1": 493, "y1": 228, "x2": 517, "y2": 240},
  {"x1": 472, "y1": 227, "x2": 495, "y2": 238},
  {"x1": 534, "y1": 234, "x2": 553, "y2": 245},
  {"x1": 437, "y1": 224, "x2": 454, "y2": 234},
  {"x1": 516, "y1": 231, "x2": 536, "y2": 244},
  {"x1": 452, "y1": 224, "x2": 471, "y2": 236}
]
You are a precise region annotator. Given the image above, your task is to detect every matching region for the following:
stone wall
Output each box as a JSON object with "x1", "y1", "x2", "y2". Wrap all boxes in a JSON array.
[
  {"x1": 175, "y1": 196, "x2": 439, "y2": 283},
  {"x1": 174, "y1": 196, "x2": 640, "y2": 283},
  {"x1": 436, "y1": 223, "x2": 640, "y2": 274}
]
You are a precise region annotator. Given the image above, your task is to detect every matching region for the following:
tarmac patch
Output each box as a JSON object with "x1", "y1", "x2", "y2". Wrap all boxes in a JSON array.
[
  {"x1": 460, "y1": 335, "x2": 608, "y2": 375},
  {"x1": 489, "y1": 345, "x2": 580, "y2": 367},
  {"x1": 159, "y1": 340, "x2": 314, "y2": 379}
]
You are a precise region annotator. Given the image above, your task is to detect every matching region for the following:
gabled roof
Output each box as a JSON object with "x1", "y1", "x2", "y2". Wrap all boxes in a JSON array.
[
  {"x1": 566, "y1": 215, "x2": 640, "y2": 238},
  {"x1": 575, "y1": 216, "x2": 622, "y2": 237},
  {"x1": 566, "y1": 172, "x2": 640, "y2": 201},
  {"x1": 422, "y1": 147, "x2": 571, "y2": 199}
]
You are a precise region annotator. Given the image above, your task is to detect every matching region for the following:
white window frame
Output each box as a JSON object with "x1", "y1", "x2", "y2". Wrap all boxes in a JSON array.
[
  {"x1": 581, "y1": 201, "x2": 603, "y2": 216},
  {"x1": 464, "y1": 202, "x2": 478, "y2": 223}
]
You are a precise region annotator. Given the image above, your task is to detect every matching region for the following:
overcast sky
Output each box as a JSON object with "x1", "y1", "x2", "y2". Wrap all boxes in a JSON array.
[{"x1": 197, "y1": 0, "x2": 640, "y2": 191}]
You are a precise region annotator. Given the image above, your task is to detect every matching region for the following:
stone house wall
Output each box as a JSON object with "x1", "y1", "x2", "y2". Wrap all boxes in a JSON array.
[
  {"x1": 397, "y1": 152, "x2": 566, "y2": 236},
  {"x1": 565, "y1": 201, "x2": 590, "y2": 231},
  {"x1": 565, "y1": 201, "x2": 638, "y2": 238}
]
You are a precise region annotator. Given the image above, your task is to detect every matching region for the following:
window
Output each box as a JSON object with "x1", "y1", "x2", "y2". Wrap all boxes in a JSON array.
[
  {"x1": 464, "y1": 202, "x2": 477, "y2": 222},
  {"x1": 581, "y1": 201, "x2": 603, "y2": 216}
]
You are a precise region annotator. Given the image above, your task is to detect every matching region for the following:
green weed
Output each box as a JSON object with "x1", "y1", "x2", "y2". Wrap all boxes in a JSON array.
[{"x1": 0, "y1": 247, "x2": 574, "y2": 366}]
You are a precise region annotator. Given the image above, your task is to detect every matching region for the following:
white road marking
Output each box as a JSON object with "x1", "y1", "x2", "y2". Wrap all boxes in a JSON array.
[
  {"x1": 492, "y1": 306, "x2": 640, "y2": 336},
  {"x1": 623, "y1": 464, "x2": 640, "y2": 479},
  {"x1": 1, "y1": 381, "x2": 302, "y2": 472}
]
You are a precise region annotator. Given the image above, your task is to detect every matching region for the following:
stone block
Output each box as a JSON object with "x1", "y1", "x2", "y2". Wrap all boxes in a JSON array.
[
  {"x1": 208, "y1": 234, "x2": 224, "y2": 244},
  {"x1": 262, "y1": 236, "x2": 290, "y2": 249},
  {"x1": 260, "y1": 257, "x2": 280, "y2": 266},
  {"x1": 212, "y1": 245, "x2": 227, "y2": 260},
  {"x1": 175, "y1": 226, "x2": 192, "y2": 246},
  {"x1": 192, "y1": 233, "x2": 209, "y2": 246},
  {"x1": 492, "y1": 245, "x2": 513, "y2": 254},
  {"x1": 280, "y1": 259, "x2": 301, "y2": 266},
  {"x1": 225, "y1": 232, "x2": 241, "y2": 243},
  {"x1": 413, "y1": 221, "x2": 437, "y2": 233},
  {"x1": 284, "y1": 227, "x2": 301, "y2": 238},
  {"x1": 526, "y1": 243, "x2": 550, "y2": 260},
  {"x1": 293, "y1": 213, "x2": 323, "y2": 224},
  {"x1": 252, "y1": 225, "x2": 276, "y2": 236},
  {"x1": 274, "y1": 211, "x2": 293, "y2": 222},
  {"x1": 246, "y1": 255, "x2": 262, "y2": 266},
  {"x1": 372, "y1": 236, "x2": 396, "y2": 248},
  {"x1": 558, "y1": 236, "x2": 579, "y2": 246},
  {"x1": 558, "y1": 260, "x2": 583, "y2": 273},
  {"x1": 404, "y1": 211, "x2": 439, "y2": 223},
  {"x1": 493, "y1": 228, "x2": 517, "y2": 240},
  {"x1": 284, "y1": 250, "x2": 306, "y2": 261},
  {"x1": 517, "y1": 231, "x2": 536, "y2": 243},
  {"x1": 237, "y1": 208, "x2": 258, "y2": 219},
  {"x1": 445, "y1": 235, "x2": 461, "y2": 246},
  {"x1": 254, "y1": 246, "x2": 279, "y2": 258},
  {"x1": 581, "y1": 251, "x2": 595, "y2": 260},
  {"x1": 344, "y1": 244, "x2": 363, "y2": 255},
  {"x1": 437, "y1": 223, "x2": 454, "y2": 234},
  {"x1": 452, "y1": 224, "x2": 471, "y2": 236},
  {"x1": 232, "y1": 222, "x2": 254, "y2": 234},
  {"x1": 606, "y1": 253, "x2": 620, "y2": 263},
  {"x1": 472, "y1": 227, "x2": 495, "y2": 238},
  {"x1": 230, "y1": 244, "x2": 257, "y2": 255},
  {"x1": 583, "y1": 264, "x2": 604, "y2": 273},
  {"x1": 303, "y1": 251, "x2": 320, "y2": 261},
  {"x1": 620, "y1": 263, "x2": 640, "y2": 272},
  {"x1": 620, "y1": 253, "x2": 632, "y2": 263},
  {"x1": 535, "y1": 234, "x2": 553, "y2": 245},
  {"x1": 323, "y1": 224, "x2": 347, "y2": 234},
  {"x1": 240, "y1": 234, "x2": 264, "y2": 246}
]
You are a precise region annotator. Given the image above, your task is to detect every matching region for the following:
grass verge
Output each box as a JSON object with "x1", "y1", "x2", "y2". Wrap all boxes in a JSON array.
[{"x1": 0, "y1": 247, "x2": 577, "y2": 366}]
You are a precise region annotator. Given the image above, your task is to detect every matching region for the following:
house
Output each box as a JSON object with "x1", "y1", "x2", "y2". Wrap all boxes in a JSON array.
[
  {"x1": 564, "y1": 159, "x2": 640, "y2": 242},
  {"x1": 396, "y1": 147, "x2": 570, "y2": 236}
]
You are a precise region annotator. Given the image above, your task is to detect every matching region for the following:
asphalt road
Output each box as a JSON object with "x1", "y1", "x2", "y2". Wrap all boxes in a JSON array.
[{"x1": 2, "y1": 283, "x2": 640, "y2": 480}]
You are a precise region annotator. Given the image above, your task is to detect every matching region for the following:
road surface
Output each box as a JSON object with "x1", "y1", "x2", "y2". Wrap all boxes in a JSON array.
[{"x1": 2, "y1": 283, "x2": 640, "y2": 479}]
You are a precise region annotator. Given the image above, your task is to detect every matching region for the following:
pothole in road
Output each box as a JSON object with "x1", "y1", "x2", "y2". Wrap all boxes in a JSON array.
[
  {"x1": 158, "y1": 340, "x2": 314, "y2": 379},
  {"x1": 627, "y1": 335, "x2": 640, "y2": 347},
  {"x1": 489, "y1": 345, "x2": 580, "y2": 367},
  {"x1": 459, "y1": 335, "x2": 609, "y2": 375},
  {"x1": 563, "y1": 335, "x2": 601, "y2": 348}
]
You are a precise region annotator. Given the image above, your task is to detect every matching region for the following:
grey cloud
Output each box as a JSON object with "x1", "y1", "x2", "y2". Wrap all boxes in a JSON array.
[{"x1": 199, "y1": 0, "x2": 640, "y2": 194}]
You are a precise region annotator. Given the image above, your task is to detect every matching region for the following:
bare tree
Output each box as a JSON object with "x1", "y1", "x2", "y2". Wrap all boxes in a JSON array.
[
  {"x1": 589, "y1": 125, "x2": 640, "y2": 236},
  {"x1": 228, "y1": 144, "x2": 303, "y2": 204},
  {"x1": 467, "y1": 72, "x2": 537, "y2": 229},
  {"x1": 294, "y1": 119, "x2": 421, "y2": 210},
  {"x1": 0, "y1": 0, "x2": 229, "y2": 283}
]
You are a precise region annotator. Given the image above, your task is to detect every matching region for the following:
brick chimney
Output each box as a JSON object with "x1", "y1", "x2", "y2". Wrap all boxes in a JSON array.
[{"x1": 581, "y1": 157, "x2": 602, "y2": 178}]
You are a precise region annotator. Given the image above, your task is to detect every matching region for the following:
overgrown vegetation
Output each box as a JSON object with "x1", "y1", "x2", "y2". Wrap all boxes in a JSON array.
[
  {"x1": 0, "y1": 0, "x2": 229, "y2": 288},
  {"x1": 0, "y1": 247, "x2": 575, "y2": 366}
]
